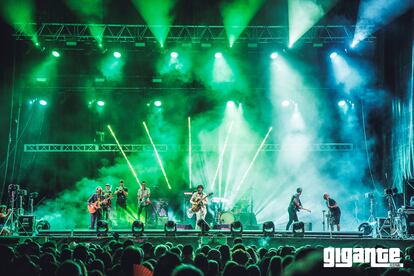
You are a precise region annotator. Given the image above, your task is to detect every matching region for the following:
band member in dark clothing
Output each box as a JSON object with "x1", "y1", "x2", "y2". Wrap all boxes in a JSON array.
[
  {"x1": 87, "y1": 186, "x2": 104, "y2": 229},
  {"x1": 286, "y1": 187, "x2": 311, "y2": 230},
  {"x1": 102, "y1": 184, "x2": 113, "y2": 222},
  {"x1": 114, "y1": 180, "x2": 128, "y2": 223},
  {"x1": 323, "y1": 193, "x2": 341, "y2": 231}
]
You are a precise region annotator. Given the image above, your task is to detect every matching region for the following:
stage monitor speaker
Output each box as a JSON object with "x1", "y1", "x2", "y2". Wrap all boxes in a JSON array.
[
  {"x1": 406, "y1": 212, "x2": 414, "y2": 235},
  {"x1": 18, "y1": 216, "x2": 35, "y2": 235},
  {"x1": 177, "y1": 224, "x2": 193, "y2": 230},
  {"x1": 213, "y1": 224, "x2": 230, "y2": 230}
]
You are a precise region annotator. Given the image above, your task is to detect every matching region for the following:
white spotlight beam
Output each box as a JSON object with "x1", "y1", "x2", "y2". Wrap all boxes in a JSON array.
[
  {"x1": 107, "y1": 125, "x2": 141, "y2": 188},
  {"x1": 142, "y1": 122, "x2": 172, "y2": 190},
  {"x1": 235, "y1": 127, "x2": 273, "y2": 192},
  {"x1": 210, "y1": 121, "x2": 234, "y2": 190}
]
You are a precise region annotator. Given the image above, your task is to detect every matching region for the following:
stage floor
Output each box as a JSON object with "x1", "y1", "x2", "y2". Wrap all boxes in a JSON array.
[{"x1": 1, "y1": 229, "x2": 413, "y2": 250}]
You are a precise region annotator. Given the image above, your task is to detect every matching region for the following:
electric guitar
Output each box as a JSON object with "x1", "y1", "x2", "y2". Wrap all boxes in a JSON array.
[
  {"x1": 87, "y1": 196, "x2": 113, "y2": 214},
  {"x1": 191, "y1": 192, "x2": 213, "y2": 212}
]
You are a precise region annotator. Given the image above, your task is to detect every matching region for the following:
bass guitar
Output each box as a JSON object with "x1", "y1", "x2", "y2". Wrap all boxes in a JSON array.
[{"x1": 87, "y1": 196, "x2": 113, "y2": 214}]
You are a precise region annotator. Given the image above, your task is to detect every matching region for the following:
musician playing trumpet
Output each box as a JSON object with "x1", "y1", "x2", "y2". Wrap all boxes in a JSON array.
[{"x1": 189, "y1": 185, "x2": 208, "y2": 228}]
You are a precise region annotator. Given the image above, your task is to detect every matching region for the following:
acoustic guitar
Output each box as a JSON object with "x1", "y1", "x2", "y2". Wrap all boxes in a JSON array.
[
  {"x1": 87, "y1": 196, "x2": 113, "y2": 214},
  {"x1": 191, "y1": 192, "x2": 213, "y2": 212}
]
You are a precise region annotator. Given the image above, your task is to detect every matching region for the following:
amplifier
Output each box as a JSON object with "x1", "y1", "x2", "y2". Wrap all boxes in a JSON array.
[{"x1": 18, "y1": 216, "x2": 35, "y2": 235}]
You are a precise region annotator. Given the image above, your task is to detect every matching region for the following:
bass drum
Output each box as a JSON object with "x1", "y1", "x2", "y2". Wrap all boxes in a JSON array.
[{"x1": 219, "y1": 211, "x2": 235, "y2": 224}]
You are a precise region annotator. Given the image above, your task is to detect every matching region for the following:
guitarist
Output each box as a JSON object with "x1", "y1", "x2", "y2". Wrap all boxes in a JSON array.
[
  {"x1": 87, "y1": 186, "x2": 104, "y2": 229},
  {"x1": 137, "y1": 181, "x2": 151, "y2": 223},
  {"x1": 286, "y1": 187, "x2": 311, "y2": 230},
  {"x1": 190, "y1": 185, "x2": 208, "y2": 229},
  {"x1": 323, "y1": 193, "x2": 341, "y2": 231}
]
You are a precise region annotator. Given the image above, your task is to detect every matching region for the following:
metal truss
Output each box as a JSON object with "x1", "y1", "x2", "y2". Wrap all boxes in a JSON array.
[
  {"x1": 13, "y1": 23, "x2": 376, "y2": 44},
  {"x1": 24, "y1": 143, "x2": 353, "y2": 153}
]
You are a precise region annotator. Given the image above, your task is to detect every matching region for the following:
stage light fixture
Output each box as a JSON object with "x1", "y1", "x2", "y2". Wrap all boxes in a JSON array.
[
  {"x1": 52, "y1": 51, "x2": 60, "y2": 57},
  {"x1": 97, "y1": 100, "x2": 105, "y2": 107},
  {"x1": 281, "y1": 100, "x2": 290, "y2": 107},
  {"x1": 164, "y1": 220, "x2": 177, "y2": 236},
  {"x1": 197, "y1": 219, "x2": 210, "y2": 235},
  {"x1": 113, "y1": 51, "x2": 121, "y2": 58},
  {"x1": 292, "y1": 221, "x2": 305, "y2": 237},
  {"x1": 154, "y1": 100, "x2": 162, "y2": 107},
  {"x1": 262, "y1": 221, "x2": 275, "y2": 237},
  {"x1": 132, "y1": 220, "x2": 145, "y2": 236},
  {"x1": 39, "y1": 99, "x2": 48, "y2": 106},
  {"x1": 270, "y1": 52, "x2": 279, "y2": 59},
  {"x1": 337, "y1": 100, "x2": 346, "y2": 107},
  {"x1": 226, "y1": 101, "x2": 236, "y2": 109},
  {"x1": 230, "y1": 221, "x2": 243, "y2": 235},
  {"x1": 215, "y1": 52, "x2": 223, "y2": 59},
  {"x1": 330, "y1": 52, "x2": 338, "y2": 59},
  {"x1": 35, "y1": 220, "x2": 50, "y2": 232},
  {"x1": 97, "y1": 220, "x2": 109, "y2": 236},
  {"x1": 170, "y1": 52, "x2": 178, "y2": 58}
]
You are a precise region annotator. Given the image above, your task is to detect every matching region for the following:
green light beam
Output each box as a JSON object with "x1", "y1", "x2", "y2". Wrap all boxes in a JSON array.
[
  {"x1": 211, "y1": 121, "x2": 234, "y2": 190},
  {"x1": 235, "y1": 127, "x2": 273, "y2": 192},
  {"x1": 142, "y1": 122, "x2": 172, "y2": 190},
  {"x1": 107, "y1": 125, "x2": 141, "y2": 188},
  {"x1": 188, "y1": 117, "x2": 192, "y2": 189}
]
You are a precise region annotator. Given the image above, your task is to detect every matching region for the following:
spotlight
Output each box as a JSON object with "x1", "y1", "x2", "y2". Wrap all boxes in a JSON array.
[
  {"x1": 358, "y1": 222, "x2": 373, "y2": 236},
  {"x1": 39, "y1": 99, "x2": 48, "y2": 106},
  {"x1": 330, "y1": 52, "x2": 338, "y2": 59},
  {"x1": 52, "y1": 50, "x2": 60, "y2": 57},
  {"x1": 215, "y1": 52, "x2": 223, "y2": 59},
  {"x1": 164, "y1": 220, "x2": 177, "y2": 236},
  {"x1": 292, "y1": 221, "x2": 305, "y2": 237},
  {"x1": 170, "y1": 52, "x2": 178, "y2": 58},
  {"x1": 35, "y1": 220, "x2": 50, "y2": 232},
  {"x1": 132, "y1": 220, "x2": 145, "y2": 236},
  {"x1": 226, "y1": 101, "x2": 236, "y2": 109},
  {"x1": 337, "y1": 100, "x2": 346, "y2": 107},
  {"x1": 113, "y1": 51, "x2": 121, "y2": 58},
  {"x1": 97, "y1": 220, "x2": 109, "y2": 236},
  {"x1": 97, "y1": 100, "x2": 105, "y2": 107},
  {"x1": 281, "y1": 100, "x2": 290, "y2": 107},
  {"x1": 154, "y1": 100, "x2": 162, "y2": 107},
  {"x1": 350, "y1": 40, "x2": 359, "y2": 49},
  {"x1": 270, "y1": 52, "x2": 279, "y2": 59},
  {"x1": 230, "y1": 221, "x2": 243, "y2": 236},
  {"x1": 197, "y1": 219, "x2": 210, "y2": 235},
  {"x1": 262, "y1": 221, "x2": 275, "y2": 237}
]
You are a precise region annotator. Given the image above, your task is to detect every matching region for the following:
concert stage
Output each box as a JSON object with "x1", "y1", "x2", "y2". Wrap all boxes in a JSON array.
[{"x1": 1, "y1": 229, "x2": 413, "y2": 250}]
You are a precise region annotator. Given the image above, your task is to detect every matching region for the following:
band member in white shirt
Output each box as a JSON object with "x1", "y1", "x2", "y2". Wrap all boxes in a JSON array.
[
  {"x1": 137, "y1": 181, "x2": 151, "y2": 223},
  {"x1": 189, "y1": 185, "x2": 208, "y2": 228}
]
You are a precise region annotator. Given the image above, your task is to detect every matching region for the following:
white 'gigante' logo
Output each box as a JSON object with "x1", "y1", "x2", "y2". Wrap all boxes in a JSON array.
[{"x1": 323, "y1": 248, "x2": 403, "y2": 268}]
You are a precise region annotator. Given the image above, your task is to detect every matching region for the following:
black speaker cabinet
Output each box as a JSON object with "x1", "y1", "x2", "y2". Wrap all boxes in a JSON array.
[{"x1": 18, "y1": 216, "x2": 35, "y2": 235}]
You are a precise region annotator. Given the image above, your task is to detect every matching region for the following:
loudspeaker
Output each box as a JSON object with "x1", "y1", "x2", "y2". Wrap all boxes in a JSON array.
[
  {"x1": 213, "y1": 224, "x2": 230, "y2": 230},
  {"x1": 177, "y1": 224, "x2": 193, "y2": 230},
  {"x1": 18, "y1": 216, "x2": 35, "y2": 235}
]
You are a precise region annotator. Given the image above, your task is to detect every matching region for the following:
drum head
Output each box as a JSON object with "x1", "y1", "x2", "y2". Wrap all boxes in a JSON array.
[{"x1": 220, "y1": 212, "x2": 235, "y2": 224}]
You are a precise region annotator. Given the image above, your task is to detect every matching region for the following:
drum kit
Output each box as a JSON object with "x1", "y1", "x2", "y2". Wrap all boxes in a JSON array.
[{"x1": 210, "y1": 197, "x2": 251, "y2": 225}]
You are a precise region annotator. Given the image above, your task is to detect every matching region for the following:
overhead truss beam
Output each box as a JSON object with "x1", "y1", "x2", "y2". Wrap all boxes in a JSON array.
[
  {"x1": 13, "y1": 23, "x2": 376, "y2": 44},
  {"x1": 24, "y1": 143, "x2": 354, "y2": 152}
]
